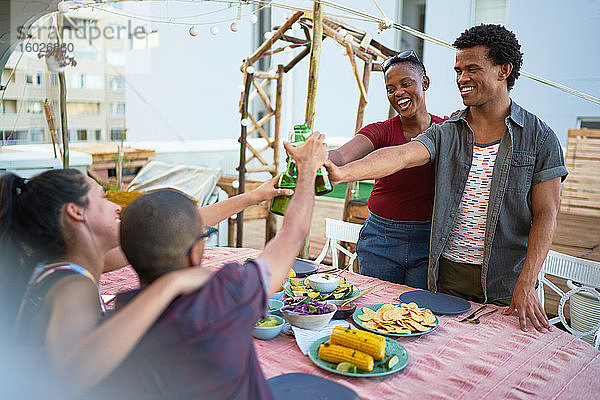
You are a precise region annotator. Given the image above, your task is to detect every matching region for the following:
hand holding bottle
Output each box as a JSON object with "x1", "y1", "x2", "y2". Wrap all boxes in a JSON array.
[{"x1": 283, "y1": 131, "x2": 328, "y2": 175}]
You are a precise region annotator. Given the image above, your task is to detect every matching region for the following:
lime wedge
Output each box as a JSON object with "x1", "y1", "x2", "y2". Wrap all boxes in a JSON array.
[
  {"x1": 384, "y1": 355, "x2": 399, "y2": 369},
  {"x1": 336, "y1": 362, "x2": 358, "y2": 373}
]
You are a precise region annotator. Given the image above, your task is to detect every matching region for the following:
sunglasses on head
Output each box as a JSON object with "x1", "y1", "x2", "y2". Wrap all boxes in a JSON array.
[
  {"x1": 185, "y1": 225, "x2": 218, "y2": 257},
  {"x1": 381, "y1": 49, "x2": 423, "y2": 71}
]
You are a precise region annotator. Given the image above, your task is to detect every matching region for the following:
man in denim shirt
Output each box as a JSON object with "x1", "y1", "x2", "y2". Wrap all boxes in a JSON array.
[{"x1": 327, "y1": 25, "x2": 567, "y2": 333}]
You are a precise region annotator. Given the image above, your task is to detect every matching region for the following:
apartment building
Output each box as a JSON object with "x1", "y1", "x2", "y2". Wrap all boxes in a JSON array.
[{"x1": 0, "y1": 10, "x2": 127, "y2": 145}]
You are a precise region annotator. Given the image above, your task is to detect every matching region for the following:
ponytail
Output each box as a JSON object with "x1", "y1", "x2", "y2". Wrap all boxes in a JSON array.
[{"x1": 0, "y1": 169, "x2": 90, "y2": 329}]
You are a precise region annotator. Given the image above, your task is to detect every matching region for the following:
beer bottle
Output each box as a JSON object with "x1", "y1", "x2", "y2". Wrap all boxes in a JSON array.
[
  {"x1": 296, "y1": 123, "x2": 333, "y2": 196},
  {"x1": 270, "y1": 127, "x2": 303, "y2": 216}
]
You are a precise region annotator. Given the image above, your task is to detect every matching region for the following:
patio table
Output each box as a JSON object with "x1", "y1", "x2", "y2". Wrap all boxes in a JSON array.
[{"x1": 100, "y1": 247, "x2": 600, "y2": 400}]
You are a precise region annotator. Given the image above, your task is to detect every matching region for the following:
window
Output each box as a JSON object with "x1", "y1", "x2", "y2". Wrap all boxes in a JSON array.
[
  {"x1": 107, "y1": 50, "x2": 125, "y2": 66},
  {"x1": 73, "y1": 47, "x2": 100, "y2": 62},
  {"x1": 29, "y1": 128, "x2": 45, "y2": 143},
  {"x1": 131, "y1": 31, "x2": 159, "y2": 50},
  {"x1": 110, "y1": 128, "x2": 126, "y2": 141},
  {"x1": 77, "y1": 129, "x2": 87, "y2": 141},
  {"x1": 473, "y1": 0, "x2": 507, "y2": 25},
  {"x1": 95, "y1": 129, "x2": 102, "y2": 141},
  {"x1": 1, "y1": 100, "x2": 17, "y2": 114},
  {"x1": 66, "y1": 73, "x2": 104, "y2": 90},
  {"x1": 109, "y1": 76, "x2": 125, "y2": 91},
  {"x1": 110, "y1": 102, "x2": 125, "y2": 116},
  {"x1": 578, "y1": 118, "x2": 600, "y2": 130},
  {"x1": 1, "y1": 130, "x2": 28, "y2": 144},
  {"x1": 25, "y1": 72, "x2": 42, "y2": 86},
  {"x1": 50, "y1": 74, "x2": 58, "y2": 87},
  {"x1": 26, "y1": 101, "x2": 43, "y2": 114},
  {"x1": 2, "y1": 69, "x2": 15, "y2": 84},
  {"x1": 67, "y1": 102, "x2": 100, "y2": 115}
]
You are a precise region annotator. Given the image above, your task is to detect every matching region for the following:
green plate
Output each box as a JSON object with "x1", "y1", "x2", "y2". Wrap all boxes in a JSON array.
[
  {"x1": 352, "y1": 304, "x2": 439, "y2": 337},
  {"x1": 284, "y1": 281, "x2": 359, "y2": 301},
  {"x1": 308, "y1": 336, "x2": 409, "y2": 377}
]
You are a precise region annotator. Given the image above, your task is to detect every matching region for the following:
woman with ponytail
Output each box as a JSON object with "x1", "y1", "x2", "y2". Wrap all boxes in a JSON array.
[{"x1": 0, "y1": 169, "x2": 213, "y2": 396}]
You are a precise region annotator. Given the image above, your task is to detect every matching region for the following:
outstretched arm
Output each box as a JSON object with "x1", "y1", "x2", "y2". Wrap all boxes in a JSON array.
[
  {"x1": 503, "y1": 177, "x2": 560, "y2": 332},
  {"x1": 328, "y1": 134, "x2": 374, "y2": 166},
  {"x1": 45, "y1": 266, "x2": 214, "y2": 395},
  {"x1": 200, "y1": 175, "x2": 293, "y2": 227},
  {"x1": 260, "y1": 132, "x2": 328, "y2": 296},
  {"x1": 325, "y1": 140, "x2": 431, "y2": 185}
]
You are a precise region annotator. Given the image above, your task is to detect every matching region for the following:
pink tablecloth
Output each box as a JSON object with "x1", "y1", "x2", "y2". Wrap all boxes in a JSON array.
[{"x1": 100, "y1": 247, "x2": 600, "y2": 400}]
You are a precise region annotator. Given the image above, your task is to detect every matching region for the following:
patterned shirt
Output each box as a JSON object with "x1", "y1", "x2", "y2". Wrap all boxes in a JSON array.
[
  {"x1": 443, "y1": 142, "x2": 500, "y2": 264},
  {"x1": 96, "y1": 259, "x2": 274, "y2": 400}
]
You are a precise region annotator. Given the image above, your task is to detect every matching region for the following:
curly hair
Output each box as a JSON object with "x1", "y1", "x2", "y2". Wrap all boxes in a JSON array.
[{"x1": 453, "y1": 24, "x2": 523, "y2": 90}]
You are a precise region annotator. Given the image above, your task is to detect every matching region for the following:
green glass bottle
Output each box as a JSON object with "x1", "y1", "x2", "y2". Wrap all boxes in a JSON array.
[
  {"x1": 296, "y1": 123, "x2": 333, "y2": 196},
  {"x1": 270, "y1": 158, "x2": 297, "y2": 216}
]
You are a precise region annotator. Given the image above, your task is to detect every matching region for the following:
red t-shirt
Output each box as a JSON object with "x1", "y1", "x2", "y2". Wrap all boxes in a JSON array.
[{"x1": 358, "y1": 114, "x2": 443, "y2": 221}]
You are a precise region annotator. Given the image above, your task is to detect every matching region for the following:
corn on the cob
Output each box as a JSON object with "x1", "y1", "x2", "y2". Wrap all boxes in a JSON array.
[
  {"x1": 318, "y1": 342, "x2": 374, "y2": 372},
  {"x1": 330, "y1": 326, "x2": 386, "y2": 361}
]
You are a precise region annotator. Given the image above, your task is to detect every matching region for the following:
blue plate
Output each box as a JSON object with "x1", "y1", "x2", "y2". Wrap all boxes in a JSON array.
[
  {"x1": 292, "y1": 259, "x2": 319, "y2": 276},
  {"x1": 284, "y1": 281, "x2": 359, "y2": 301},
  {"x1": 267, "y1": 372, "x2": 360, "y2": 400},
  {"x1": 352, "y1": 304, "x2": 439, "y2": 337},
  {"x1": 308, "y1": 336, "x2": 409, "y2": 377},
  {"x1": 399, "y1": 290, "x2": 472, "y2": 315}
]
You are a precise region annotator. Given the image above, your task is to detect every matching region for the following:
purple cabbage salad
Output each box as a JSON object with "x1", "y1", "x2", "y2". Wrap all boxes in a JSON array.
[{"x1": 282, "y1": 297, "x2": 332, "y2": 315}]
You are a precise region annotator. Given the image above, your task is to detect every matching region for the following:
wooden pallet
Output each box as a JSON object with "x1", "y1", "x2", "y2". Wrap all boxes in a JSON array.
[
  {"x1": 560, "y1": 128, "x2": 600, "y2": 217},
  {"x1": 71, "y1": 143, "x2": 155, "y2": 187}
]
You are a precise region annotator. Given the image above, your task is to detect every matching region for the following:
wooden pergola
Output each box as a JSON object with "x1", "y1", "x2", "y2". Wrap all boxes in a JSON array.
[{"x1": 222, "y1": 8, "x2": 398, "y2": 251}]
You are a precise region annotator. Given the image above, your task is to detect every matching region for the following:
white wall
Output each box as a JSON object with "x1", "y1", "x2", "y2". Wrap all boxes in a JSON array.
[
  {"x1": 424, "y1": 0, "x2": 600, "y2": 145},
  {"x1": 122, "y1": 1, "x2": 402, "y2": 146}
]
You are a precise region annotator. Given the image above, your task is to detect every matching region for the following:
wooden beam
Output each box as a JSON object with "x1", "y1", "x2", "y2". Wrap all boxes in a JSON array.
[
  {"x1": 247, "y1": 111, "x2": 275, "y2": 136},
  {"x1": 236, "y1": 71, "x2": 253, "y2": 247},
  {"x1": 246, "y1": 11, "x2": 304, "y2": 66},
  {"x1": 344, "y1": 42, "x2": 368, "y2": 103},
  {"x1": 273, "y1": 64, "x2": 284, "y2": 177},
  {"x1": 247, "y1": 166, "x2": 277, "y2": 173},
  {"x1": 245, "y1": 141, "x2": 270, "y2": 166},
  {"x1": 247, "y1": 112, "x2": 272, "y2": 143},
  {"x1": 304, "y1": 1, "x2": 323, "y2": 128},
  {"x1": 252, "y1": 78, "x2": 274, "y2": 112},
  {"x1": 283, "y1": 45, "x2": 311, "y2": 73}
]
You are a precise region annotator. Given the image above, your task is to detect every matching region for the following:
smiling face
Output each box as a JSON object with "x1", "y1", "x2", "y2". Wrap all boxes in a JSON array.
[
  {"x1": 83, "y1": 177, "x2": 122, "y2": 250},
  {"x1": 384, "y1": 62, "x2": 429, "y2": 119},
  {"x1": 454, "y1": 45, "x2": 511, "y2": 107}
]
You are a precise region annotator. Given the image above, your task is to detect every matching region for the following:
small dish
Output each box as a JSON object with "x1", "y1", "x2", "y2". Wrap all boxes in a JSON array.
[
  {"x1": 252, "y1": 314, "x2": 285, "y2": 340},
  {"x1": 306, "y1": 273, "x2": 341, "y2": 294},
  {"x1": 267, "y1": 299, "x2": 284, "y2": 316},
  {"x1": 326, "y1": 300, "x2": 357, "y2": 319},
  {"x1": 282, "y1": 303, "x2": 337, "y2": 331}
]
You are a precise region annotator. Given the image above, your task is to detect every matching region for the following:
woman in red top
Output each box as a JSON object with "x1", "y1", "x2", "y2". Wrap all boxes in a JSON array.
[{"x1": 328, "y1": 50, "x2": 442, "y2": 288}]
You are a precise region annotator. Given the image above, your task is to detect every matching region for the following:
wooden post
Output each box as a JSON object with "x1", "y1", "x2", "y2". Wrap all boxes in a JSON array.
[
  {"x1": 236, "y1": 72, "x2": 254, "y2": 247},
  {"x1": 266, "y1": 64, "x2": 285, "y2": 242},
  {"x1": 58, "y1": 71, "x2": 69, "y2": 168},
  {"x1": 57, "y1": 14, "x2": 69, "y2": 168},
  {"x1": 300, "y1": 1, "x2": 324, "y2": 259},
  {"x1": 304, "y1": 1, "x2": 323, "y2": 128}
]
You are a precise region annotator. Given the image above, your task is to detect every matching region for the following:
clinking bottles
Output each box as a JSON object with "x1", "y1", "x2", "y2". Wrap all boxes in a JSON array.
[{"x1": 270, "y1": 123, "x2": 333, "y2": 216}]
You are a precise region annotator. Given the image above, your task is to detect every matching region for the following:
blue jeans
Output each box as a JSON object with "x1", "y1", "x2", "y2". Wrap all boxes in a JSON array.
[{"x1": 357, "y1": 212, "x2": 431, "y2": 289}]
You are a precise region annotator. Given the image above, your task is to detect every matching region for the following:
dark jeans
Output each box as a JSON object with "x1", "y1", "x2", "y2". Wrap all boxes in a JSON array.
[
  {"x1": 357, "y1": 212, "x2": 430, "y2": 289},
  {"x1": 438, "y1": 257, "x2": 511, "y2": 306}
]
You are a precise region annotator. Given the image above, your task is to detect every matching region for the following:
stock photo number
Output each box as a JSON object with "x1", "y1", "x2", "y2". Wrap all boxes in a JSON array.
[{"x1": 20, "y1": 42, "x2": 74, "y2": 53}]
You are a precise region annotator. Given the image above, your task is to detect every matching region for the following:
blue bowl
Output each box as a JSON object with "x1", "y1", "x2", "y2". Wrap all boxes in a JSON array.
[
  {"x1": 267, "y1": 299, "x2": 284, "y2": 316},
  {"x1": 252, "y1": 314, "x2": 285, "y2": 340}
]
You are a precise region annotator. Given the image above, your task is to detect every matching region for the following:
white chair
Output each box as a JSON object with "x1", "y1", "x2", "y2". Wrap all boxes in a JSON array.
[
  {"x1": 537, "y1": 250, "x2": 600, "y2": 348},
  {"x1": 314, "y1": 218, "x2": 363, "y2": 270}
]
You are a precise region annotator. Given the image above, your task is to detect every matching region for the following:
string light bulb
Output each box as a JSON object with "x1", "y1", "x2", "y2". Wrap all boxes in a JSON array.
[
  {"x1": 264, "y1": 31, "x2": 274, "y2": 40},
  {"x1": 230, "y1": 22, "x2": 239, "y2": 32},
  {"x1": 246, "y1": 66, "x2": 255, "y2": 74},
  {"x1": 210, "y1": 25, "x2": 219, "y2": 35},
  {"x1": 189, "y1": 26, "x2": 199, "y2": 36},
  {"x1": 240, "y1": 118, "x2": 250, "y2": 127},
  {"x1": 292, "y1": 22, "x2": 301, "y2": 32},
  {"x1": 57, "y1": 1, "x2": 70, "y2": 13},
  {"x1": 249, "y1": 14, "x2": 258, "y2": 24},
  {"x1": 237, "y1": 84, "x2": 245, "y2": 92}
]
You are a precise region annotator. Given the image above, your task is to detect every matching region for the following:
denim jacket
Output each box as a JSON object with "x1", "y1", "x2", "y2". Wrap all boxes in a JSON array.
[{"x1": 415, "y1": 101, "x2": 568, "y2": 302}]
